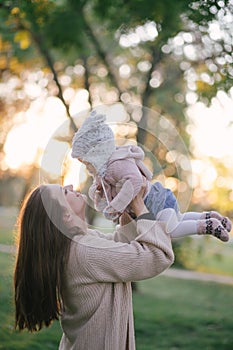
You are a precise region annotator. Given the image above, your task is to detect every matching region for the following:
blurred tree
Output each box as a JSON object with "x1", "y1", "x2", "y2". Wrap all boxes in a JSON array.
[
  {"x1": 0, "y1": 0, "x2": 232, "y2": 276},
  {"x1": 1, "y1": 0, "x2": 232, "y2": 114},
  {"x1": 0, "y1": 0, "x2": 232, "y2": 213},
  {"x1": 202, "y1": 159, "x2": 233, "y2": 213}
]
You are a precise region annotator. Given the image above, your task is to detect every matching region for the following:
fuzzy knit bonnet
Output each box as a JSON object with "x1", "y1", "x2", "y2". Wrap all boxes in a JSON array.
[{"x1": 71, "y1": 110, "x2": 116, "y2": 176}]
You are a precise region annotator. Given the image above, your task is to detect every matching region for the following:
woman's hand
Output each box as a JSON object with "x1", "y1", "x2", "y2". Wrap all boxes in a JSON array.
[
  {"x1": 130, "y1": 178, "x2": 149, "y2": 217},
  {"x1": 119, "y1": 212, "x2": 134, "y2": 226}
]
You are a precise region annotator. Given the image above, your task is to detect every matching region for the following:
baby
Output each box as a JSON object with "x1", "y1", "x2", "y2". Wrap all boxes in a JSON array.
[{"x1": 71, "y1": 110, "x2": 231, "y2": 241}]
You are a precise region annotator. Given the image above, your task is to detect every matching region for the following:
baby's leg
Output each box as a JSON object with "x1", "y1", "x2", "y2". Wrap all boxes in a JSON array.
[
  {"x1": 179, "y1": 212, "x2": 202, "y2": 220},
  {"x1": 181, "y1": 211, "x2": 232, "y2": 232},
  {"x1": 157, "y1": 208, "x2": 197, "y2": 238},
  {"x1": 157, "y1": 208, "x2": 229, "y2": 242}
]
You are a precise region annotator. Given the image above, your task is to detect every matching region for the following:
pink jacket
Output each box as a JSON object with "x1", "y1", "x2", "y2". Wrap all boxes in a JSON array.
[{"x1": 88, "y1": 145, "x2": 152, "y2": 214}]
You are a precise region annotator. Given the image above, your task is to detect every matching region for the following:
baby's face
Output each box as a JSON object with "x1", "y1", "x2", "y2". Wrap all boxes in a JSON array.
[{"x1": 78, "y1": 158, "x2": 96, "y2": 175}]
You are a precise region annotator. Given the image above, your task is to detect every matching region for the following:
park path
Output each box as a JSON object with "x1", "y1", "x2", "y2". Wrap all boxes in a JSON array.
[
  {"x1": 161, "y1": 266, "x2": 233, "y2": 285},
  {"x1": 1, "y1": 243, "x2": 233, "y2": 286},
  {"x1": 0, "y1": 243, "x2": 16, "y2": 254}
]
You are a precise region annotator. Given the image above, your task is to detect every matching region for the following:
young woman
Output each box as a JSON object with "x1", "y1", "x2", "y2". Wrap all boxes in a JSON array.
[{"x1": 14, "y1": 183, "x2": 174, "y2": 350}]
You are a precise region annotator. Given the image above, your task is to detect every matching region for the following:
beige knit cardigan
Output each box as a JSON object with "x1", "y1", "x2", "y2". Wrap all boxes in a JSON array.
[{"x1": 59, "y1": 218, "x2": 174, "y2": 350}]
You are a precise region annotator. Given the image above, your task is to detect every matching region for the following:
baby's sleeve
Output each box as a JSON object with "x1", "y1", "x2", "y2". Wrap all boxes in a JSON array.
[{"x1": 107, "y1": 159, "x2": 145, "y2": 212}]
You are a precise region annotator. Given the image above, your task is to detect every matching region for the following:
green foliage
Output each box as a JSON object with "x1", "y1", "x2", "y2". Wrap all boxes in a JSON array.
[
  {"x1": 43, "y1": 6, "x2": 86, "y2": 50},
  {"x1": 188, "y1": 0, "x2": 232, "y2": 25},
  {"x1": 172, "y1": 235, "x2": 233, "y2": 276},
  {"x1": 1, "y1": 0, "x2": 232, "y2": 103},
  {"x1": 93, "y1": 0, "x2": 191, "y2": 35},
  {"x1": 172, "y1": 236, "x2": 199, "y2": 269}
]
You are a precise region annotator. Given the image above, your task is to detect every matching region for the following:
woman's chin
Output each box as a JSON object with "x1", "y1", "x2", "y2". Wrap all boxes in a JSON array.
[{"x1": 82, "y1": 194, "x2": 87, "y2": 202}]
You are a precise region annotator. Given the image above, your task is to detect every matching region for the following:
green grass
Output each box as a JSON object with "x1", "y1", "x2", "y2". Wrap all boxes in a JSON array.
[
  {"x1": 196, "y1": 238, "x2": 233, "y2": 276},
  {"x1": 0, "y1": 228, "x2": 15, "y2": 245},
  {"x1": 0, "y1": 207, "x2": 17, "y2": 245},
  {"x1": 1, "y1": 252, "x2": 233, "y2": 349},
  {"x1": 134, "y1": 278, "x2": 233, "y2": 349}
]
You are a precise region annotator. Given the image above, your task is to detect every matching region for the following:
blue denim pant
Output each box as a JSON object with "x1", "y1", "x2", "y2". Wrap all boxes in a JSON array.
[{"x1": 144, "y1": 181, "x2": 179, "y2": 217}]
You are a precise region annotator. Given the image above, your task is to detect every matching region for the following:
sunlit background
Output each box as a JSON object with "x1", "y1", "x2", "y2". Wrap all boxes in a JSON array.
[
  {"x1": 1, "y1": 1, "x2": 233, "y2": 240},
  {"x1": 3, "y1": 86, "x2": 233, "y2": 213}
]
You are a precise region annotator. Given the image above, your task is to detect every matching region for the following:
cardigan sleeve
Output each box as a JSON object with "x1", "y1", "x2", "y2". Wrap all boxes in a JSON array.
[{"x1": 74, "y1": 220, "x2": 174, "y2": 283}]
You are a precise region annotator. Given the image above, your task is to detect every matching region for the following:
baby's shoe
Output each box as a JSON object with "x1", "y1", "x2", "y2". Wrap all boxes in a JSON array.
[
  {"x1": 201, "y1": 211, "x2": 232, "y2": 232},
  {"x1": 197, "y1": 218, "x2": 229, "y2": 242}
]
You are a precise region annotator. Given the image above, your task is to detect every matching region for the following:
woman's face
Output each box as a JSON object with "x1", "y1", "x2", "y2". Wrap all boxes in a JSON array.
[
  {"x1": 63, "y1": 184, "x2": 87, "y2": 217},
  {"x1": 48, "y1": 184, "x2": 87, "y2": 219}
]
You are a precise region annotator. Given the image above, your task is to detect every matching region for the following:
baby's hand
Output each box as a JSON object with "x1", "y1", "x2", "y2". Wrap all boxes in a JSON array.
[
  {"x1": 119, "y1": 212, "x2": 134, "y2": 226},
  {"x1": 103, "y1": 205, "x2": 122, "y2": 222}
]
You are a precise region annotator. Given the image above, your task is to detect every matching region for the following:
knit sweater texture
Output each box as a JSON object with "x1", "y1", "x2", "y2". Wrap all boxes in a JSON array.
[{"x1": 59, "y1": 219, "x2": 174, "y2": 350}]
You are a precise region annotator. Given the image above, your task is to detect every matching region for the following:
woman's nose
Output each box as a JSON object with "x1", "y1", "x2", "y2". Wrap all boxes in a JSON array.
[{"x1": 64, "y1": 184, "x2": 73, "y2": 191}]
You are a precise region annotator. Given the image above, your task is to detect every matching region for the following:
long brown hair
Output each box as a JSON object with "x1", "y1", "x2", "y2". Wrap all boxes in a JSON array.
[{"x1": 14, "y1": 185, "x2": 71, "y2": 332}]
